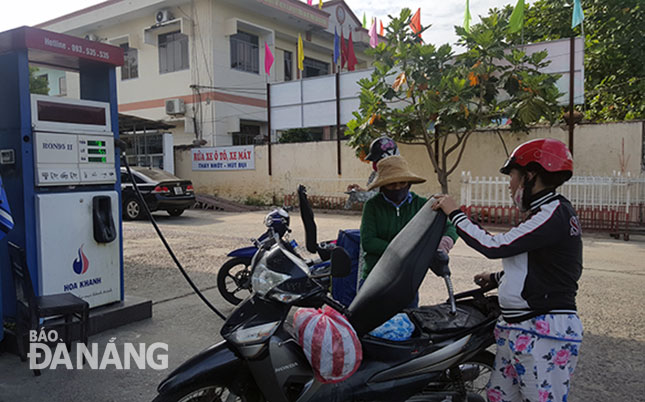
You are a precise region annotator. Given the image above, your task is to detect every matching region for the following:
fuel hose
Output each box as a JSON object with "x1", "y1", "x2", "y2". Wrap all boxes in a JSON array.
[{"x1": 117, "y1": 141, "x2": 227, "y2": 320}]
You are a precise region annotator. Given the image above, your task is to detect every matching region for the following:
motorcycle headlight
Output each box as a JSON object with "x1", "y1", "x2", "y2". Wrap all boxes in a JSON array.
[
  {"x1": 230, "y1": 321, "x2": 280, "y2": 345},
  {"x1": 251, "y1": 253, "x2": 290, "y2": 296}
]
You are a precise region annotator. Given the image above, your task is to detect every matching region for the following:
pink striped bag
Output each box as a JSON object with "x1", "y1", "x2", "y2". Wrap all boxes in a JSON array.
[{"x1": 293, "y1": 306, "x2": 362, "y2": 384}]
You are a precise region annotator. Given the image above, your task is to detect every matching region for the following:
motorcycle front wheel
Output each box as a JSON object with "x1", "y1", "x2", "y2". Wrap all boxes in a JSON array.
[
  {"x1": 217, "y1": 257, "x2": 253, "y2": 305},
  {"x1": 152, "y1": 382, "x2": 263, "y2": 402}
]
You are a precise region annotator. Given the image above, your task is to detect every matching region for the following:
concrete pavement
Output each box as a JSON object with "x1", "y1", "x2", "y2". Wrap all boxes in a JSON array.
[{"x1": 1, "y1": 209, "x2": 643, "y2": 401}]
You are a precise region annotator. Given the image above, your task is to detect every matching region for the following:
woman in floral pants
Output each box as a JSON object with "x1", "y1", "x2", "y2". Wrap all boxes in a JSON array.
[
  {"x1": 433, "y1": 139, "x2": 583, "y2": 402},
  {"x1": 488, "y1": 314, "x2": 582, "y2": 402}
]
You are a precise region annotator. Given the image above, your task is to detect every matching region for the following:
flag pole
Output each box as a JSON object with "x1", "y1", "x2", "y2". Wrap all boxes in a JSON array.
[
  {"x1": 266, "y1": 81, "x2": 272, "y2": 176},
  {"x1": 568, "y1": 36, "x2": 575, "y2": 154}
]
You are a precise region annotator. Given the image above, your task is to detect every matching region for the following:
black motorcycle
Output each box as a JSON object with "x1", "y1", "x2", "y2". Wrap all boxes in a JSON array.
[{"x1": 153, "y1": 186, "x2": 500, "y2": 402}]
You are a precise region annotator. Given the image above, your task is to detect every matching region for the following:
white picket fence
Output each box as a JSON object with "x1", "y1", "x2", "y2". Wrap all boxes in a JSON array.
[{"x1": 460, "y1": 171, "x2": 645, "y2": 214}]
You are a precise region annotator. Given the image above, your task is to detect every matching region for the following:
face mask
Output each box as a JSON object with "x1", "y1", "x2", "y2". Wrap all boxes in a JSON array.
[
  {"x1": 512, "y1": 186, "x2": 526, "y2": 212},
  {"x1": 382, "y1": 186, "x2": 410, "y2": 204}
]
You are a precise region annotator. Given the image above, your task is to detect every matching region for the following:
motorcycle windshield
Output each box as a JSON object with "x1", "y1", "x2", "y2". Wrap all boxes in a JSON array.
[{"x1": 347, "y1": 201, "x2": 446, "y2": 336}]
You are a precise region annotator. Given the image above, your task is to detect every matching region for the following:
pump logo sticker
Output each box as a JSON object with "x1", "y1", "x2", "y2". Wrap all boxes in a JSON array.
[{"x1": 73, "y1": 245, "x2": 89, "y2": 275}]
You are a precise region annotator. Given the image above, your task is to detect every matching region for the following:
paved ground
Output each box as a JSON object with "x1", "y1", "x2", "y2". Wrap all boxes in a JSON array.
[{"x1": 1, "y1": 208, "x2": 644, "y2": 401}]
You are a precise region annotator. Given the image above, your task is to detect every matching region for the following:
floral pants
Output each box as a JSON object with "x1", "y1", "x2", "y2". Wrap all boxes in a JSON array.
[{"x1": 486, "y1": 316, "x2": 582, "y2": 402}]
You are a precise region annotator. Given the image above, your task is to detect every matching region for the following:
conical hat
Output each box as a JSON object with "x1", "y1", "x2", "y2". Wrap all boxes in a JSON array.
[{"x1": 367, "y1": 156, "x2": 426, "y2": 191}]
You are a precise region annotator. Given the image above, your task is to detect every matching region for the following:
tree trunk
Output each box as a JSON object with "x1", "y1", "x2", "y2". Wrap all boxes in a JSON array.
[
  {"x1": 423, "y1": 140, "x2": 450, "y2": 194},
  {"x1": 438, "y1": 171, "x2": 449, "y2": 193}
]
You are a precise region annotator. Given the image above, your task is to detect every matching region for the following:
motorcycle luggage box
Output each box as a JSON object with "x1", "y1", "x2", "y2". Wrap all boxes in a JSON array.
[
  {"x1": 406, "y1": 301, "x2": 487, "y2": 343},
  {"x1": 360, "y1": 331, "x2": 432, "y2": 363},
  {"x1": 348, "y1": 202, "x2": 446, "y2": 336}
]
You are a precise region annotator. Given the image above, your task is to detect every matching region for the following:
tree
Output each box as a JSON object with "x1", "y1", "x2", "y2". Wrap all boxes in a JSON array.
[
  {"x1": 278, "y1": 128, "x2": 315, "y2": 143},
  {"x1": 504, "y1": 0, "x2": 644, "y2": 121},
  {"x1": 29, "y1": 66, "x2": 49, "y2": 95},
  {"x1": 346, "y1": 9, "x2": 561, "y2": 193}
]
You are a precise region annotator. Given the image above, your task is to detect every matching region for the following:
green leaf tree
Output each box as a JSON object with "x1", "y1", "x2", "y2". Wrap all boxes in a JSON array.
[
  {"x1": 278, "y1": 128, "x2": 315, "y2": 143},
  {"x1": 29, "y1": 66, "x2": 50, "y2": 95},
  {"x1": 346, "y1": 9, "x2": 562, "y2": 193},
  {"x1": 504, "y1": 0, "x2": 644, "y2": 121}
]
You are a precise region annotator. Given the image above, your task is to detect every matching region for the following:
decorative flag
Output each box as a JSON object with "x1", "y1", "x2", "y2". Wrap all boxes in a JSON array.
[
  {"x1": 369, "y1": 18, "x2": 378, "y2": 48},
  {"x1": 410, "y1": 8, "x2": 422, "y2": 38},
  {"x1": 333, "y1": 27, "x2": 340, "y2": 65},
  {"x1": 0, "y1": 176, "x2": 14, "y2": 240},
  {"x1": 362, "y1": 12, "x2": 367, "y2": 28},
  {"x1": 379, "y1": 20, "x2": 384, "y2": 36},
  {"x1": 307, "y1": 0, "x2": 312, "y2": 5},
  {"x1": 264, "y1": 42, "x2": 274, "y2": 75},
  {"x1": 318, "y1": 0, "x2": 322, "y2": 10},
  {"x1": 340, "y1": 28, "x2": 347, "y2": 68},
  {"x1": 347, "y1": 31, "x2": 357, "y2": 71},
  {"x1": 571, "y1": 0, "x2": 584, "y2": 28},
  {"x1": 508, "y1": 0, "x2": 525, "y2": 33},
  {"x1": 297, "y1": 34, "x2": 304, "y2": 71},
  {"x1": 464, "y1": 0, "x2": 471, "y2": 33}
]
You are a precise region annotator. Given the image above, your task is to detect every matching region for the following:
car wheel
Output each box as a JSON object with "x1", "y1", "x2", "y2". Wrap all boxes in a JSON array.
[
  {"x1": 124, "y1": 197, "x2": 143, "y2": 220},
  {"x1": 167, "y1": 208, "x2": 185, "y2": 217}
]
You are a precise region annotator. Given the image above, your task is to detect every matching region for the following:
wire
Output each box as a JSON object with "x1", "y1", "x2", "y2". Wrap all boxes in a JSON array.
[{"x1": 119, "y1": 146, "x2": 227, "y2": 320}]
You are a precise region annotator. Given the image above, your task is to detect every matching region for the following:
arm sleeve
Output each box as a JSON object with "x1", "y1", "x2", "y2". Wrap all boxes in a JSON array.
[
  {"x1": 448, "y1": 201, "x2": 564, "y2": 259},
  {"x1": 360, "y1": 201, "x2": 389, "y2": 256},
  {"x1": 443, "y1": 220, "x2": 459, "y2": 243}
]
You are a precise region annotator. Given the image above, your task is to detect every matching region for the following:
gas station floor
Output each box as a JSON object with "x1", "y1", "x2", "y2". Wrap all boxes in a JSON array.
[{"x1": 1, "y1": 209, "x2": 644, "y2": 402}]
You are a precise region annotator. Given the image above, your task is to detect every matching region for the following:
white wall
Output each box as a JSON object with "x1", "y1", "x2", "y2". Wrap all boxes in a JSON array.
[{"x1": 175, "y1": 121, "x2": 644, "y2": 201}]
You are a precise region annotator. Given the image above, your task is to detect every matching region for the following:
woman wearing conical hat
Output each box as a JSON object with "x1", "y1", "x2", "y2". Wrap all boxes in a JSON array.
[{"x1": 359, "y1": 155, "x2": 458, "y2": 307}]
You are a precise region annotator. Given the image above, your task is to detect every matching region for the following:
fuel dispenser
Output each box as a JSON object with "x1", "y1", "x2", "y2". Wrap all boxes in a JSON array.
[{"x1": 0, "y1": 27, "x2": 125, "y2": 342}]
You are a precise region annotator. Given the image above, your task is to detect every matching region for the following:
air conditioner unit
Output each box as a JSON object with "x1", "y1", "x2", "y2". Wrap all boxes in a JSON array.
[
  {"x1": 165, "y1": 99, "x2": 185, "y2": 115},
  {"x1": 84, "y1": 33, "x2": 99, "y2": 41},
  {"x1": 155, "y1": 9, "x2": 173, "y2": 24}
]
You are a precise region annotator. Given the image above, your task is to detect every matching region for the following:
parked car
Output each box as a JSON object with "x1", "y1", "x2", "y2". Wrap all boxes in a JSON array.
[{"x1": 120, "y1": 167, "x2": 195, "y2": 220}]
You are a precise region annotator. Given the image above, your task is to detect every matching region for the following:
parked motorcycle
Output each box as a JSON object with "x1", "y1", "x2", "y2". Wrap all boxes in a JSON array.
[
  {"x1": 217, "y1": 207, "x2": 335, "y2": 305},
  {"x1": 217, "y1": 207, "x2": 293, "y2": 305},
  {"x1": 154, "y1": 186, "x2": 500, "y2": 402}
]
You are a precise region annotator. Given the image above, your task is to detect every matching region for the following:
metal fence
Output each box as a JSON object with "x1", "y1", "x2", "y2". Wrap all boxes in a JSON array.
[{"x1": 460, "y1": 171, "x2": 645, "y2": 238}]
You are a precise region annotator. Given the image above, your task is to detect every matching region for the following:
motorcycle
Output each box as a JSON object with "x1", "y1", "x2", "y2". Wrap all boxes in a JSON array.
[
  {"x1": 217, "y1": 207, "x2": 334, "y2": 305},
  {"x1": 154, "y1": 186, "x2": 500, "y2": 402}
]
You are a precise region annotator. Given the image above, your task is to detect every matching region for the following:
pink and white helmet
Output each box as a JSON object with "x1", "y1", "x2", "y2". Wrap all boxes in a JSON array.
[{"x1": 294, "y1": 306, "x2": 362, "y2": 383}]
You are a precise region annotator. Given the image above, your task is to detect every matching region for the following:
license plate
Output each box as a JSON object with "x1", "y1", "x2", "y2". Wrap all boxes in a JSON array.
[{"x1": 174, "y1": 187, "x2": 183, "y2": 195}]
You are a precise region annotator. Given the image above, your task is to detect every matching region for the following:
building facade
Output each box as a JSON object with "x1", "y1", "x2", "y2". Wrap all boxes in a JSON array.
[{"x1": 38, "y1": 0, "x2": 374, "y2": 154}]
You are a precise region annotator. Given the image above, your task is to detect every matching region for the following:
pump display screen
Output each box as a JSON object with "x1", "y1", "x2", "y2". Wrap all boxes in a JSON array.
[{"x1": 37, "y1": 100, "x2": 107, "y2": 126}]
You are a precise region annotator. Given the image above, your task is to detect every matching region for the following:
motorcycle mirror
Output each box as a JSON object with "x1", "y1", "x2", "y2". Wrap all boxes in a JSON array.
[{"x1": 330, "y1": 247, "x2": 352, "y2": 278}]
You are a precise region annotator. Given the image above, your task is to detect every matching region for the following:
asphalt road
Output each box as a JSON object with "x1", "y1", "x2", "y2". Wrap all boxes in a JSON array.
[{"x1": 1, "y1": 208, "x2": 643, "y2": 401}]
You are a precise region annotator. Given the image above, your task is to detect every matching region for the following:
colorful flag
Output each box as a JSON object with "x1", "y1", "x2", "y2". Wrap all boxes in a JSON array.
[
  {"x1": 464, "y1": 0, "x2": 471, "y2": 33},
  {"x1": 318, "y1": 0, "x2": 322, "y2": 10},
  {"x1": 508, "y1": 0, "x2": 525, "y2": 33},
  {"x1": 347, "y1": 31, "x2": 357, "y2": 71},
  {"x1": 297, "y1": 34, "x2": 304, "y2": 71},
  {"x1": 340, "y1": 28, "x2": 347, "y2": 68},
  {"x1": 0, "y1": 176, "x2": 14, "y2": 240},
  {"x1": 307, "y1": 0, "x2": 312, "y2": 5},
  {"x1": 334, "y1": 27, "x2": 340, "y2": 65},
  {"x1": 362, "y1": 12, "x2": 367, "y2": 28},
  {"x1": 571, "y1": 0, "x2": 584, "y2": 28},
  {"x1": 369, "y1": 18, "x2": 378, "y2": 48},
  {"x1": 264, "y1": 42, "x2": 274, "y2": 75},
  {"x1": 379, "y1": 20, "x2": 384, "y2": 36},
  {"x1": 410, "y1": 8, "x2": 422, "y2": 38}
]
